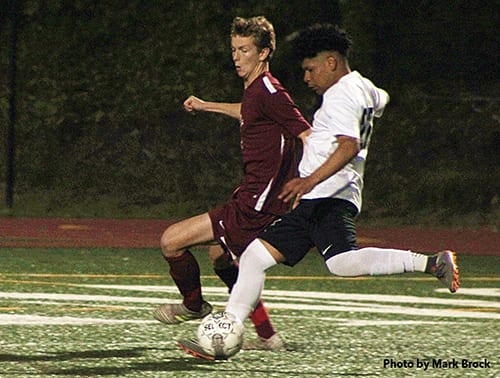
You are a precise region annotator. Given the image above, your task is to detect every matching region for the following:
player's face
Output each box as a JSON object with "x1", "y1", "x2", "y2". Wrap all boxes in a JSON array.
[
  {"x1": 301, "y1": 53, "x2": 337, "y2": 95},
  {"x1": 231, "y1": 35, "x2": 267, "y2": 84}
]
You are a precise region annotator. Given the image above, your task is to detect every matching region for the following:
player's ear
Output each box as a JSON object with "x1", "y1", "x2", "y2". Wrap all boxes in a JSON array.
[
  {"x1": 259, "y1": 47, "x2": 271, "y2": 62},
  {"x1": 327, "y1": 55, "x2": 337, "y2": 71}
]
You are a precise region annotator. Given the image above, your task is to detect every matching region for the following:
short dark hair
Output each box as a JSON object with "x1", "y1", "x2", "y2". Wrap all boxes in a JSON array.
[
  {"x1": 289, "y1": 24, "x2": 352, "y2": 61},
  {"x1": 231, "y1": 16, "x2": 276, "y2": 60}
]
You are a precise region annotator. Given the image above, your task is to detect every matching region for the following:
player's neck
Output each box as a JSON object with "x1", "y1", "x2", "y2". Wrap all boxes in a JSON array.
[
  {"x1": 331, "y1": 65, "x2": 352, "y2": 87},
  {"x1": 243, "y1": 62, "x2": 269, "y2": 89}
]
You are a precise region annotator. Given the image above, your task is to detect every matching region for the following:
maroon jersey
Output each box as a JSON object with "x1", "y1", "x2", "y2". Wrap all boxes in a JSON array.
[
  {"x1": 209, "y1": 72, "x2": 310, "y2": 255},
  {"x1": 238, "y1": 72, "x2": 310, "y2": 215}
]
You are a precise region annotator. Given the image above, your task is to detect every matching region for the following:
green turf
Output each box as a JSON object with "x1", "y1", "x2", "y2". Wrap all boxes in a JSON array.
[{"x1": 0, "y1": 248, "x2": 498, "y2": 377}]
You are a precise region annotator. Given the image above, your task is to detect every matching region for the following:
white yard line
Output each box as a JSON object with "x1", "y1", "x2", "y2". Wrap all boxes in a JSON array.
[{"x1": 0, "y1": 286, "x2": 498, "y2": 324}]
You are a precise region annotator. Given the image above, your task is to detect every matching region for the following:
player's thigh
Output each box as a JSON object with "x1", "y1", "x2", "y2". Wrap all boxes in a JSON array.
[
  {"x1": 311, "y1": 199, "x2": 358, "y2": 260},
  {"x1": 209, "y1": 200, "x2": 276, "y2": 256},
  {"x1": 259, "y1": 211, "x2": 314, "y2": 266},
  {"x1": 161, "y1": 213, "x2": 214, "y2": 254}
]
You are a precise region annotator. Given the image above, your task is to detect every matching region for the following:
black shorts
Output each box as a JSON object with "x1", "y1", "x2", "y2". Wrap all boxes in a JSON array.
[{"x1": 259, "y1": 198, "x2": 358, "y2": 266}]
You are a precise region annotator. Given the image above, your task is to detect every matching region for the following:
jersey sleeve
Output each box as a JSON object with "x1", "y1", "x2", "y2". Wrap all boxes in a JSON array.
[
  {"x1": 323, "y1": 95, "x2": 361, "y2": 139},
  {"x1": 261, "y1": 86, "x2": 311, "y2": 137}
]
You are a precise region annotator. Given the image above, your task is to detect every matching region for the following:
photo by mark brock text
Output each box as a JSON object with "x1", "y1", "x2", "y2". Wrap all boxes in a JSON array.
[{"x1": 383, "y1": 358, "x2": 492, "y2": 371}]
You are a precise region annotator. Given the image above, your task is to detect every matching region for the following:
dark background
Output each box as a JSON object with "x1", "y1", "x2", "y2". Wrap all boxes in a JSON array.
[{"x1": 0, "y1": 0, "x2": 498, "y2": 225}]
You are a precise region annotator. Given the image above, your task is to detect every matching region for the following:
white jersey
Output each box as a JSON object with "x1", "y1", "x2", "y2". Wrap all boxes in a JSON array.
[{"x1": 299, "y1": 71, "x2": 389, "y2": 211}]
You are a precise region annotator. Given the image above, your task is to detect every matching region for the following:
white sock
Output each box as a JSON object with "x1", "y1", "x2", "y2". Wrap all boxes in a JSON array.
[
  {"x1": 325, "y1": 247, "x2": 428, "y2": 276},
  {"x1": 226, "y1": 239, "x2": 277, "y2": 322}
]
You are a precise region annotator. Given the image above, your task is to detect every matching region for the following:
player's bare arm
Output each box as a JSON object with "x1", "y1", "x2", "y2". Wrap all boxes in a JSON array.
[
  {"x1": 183, "y1": 95, "x2": 241, "y2": 120},
  {"x1": 299, "y1": 128, "x2": 312, "y2": 144},
  {"x1": 279, "y1": 135, "x2": 360, "y2": 205}
]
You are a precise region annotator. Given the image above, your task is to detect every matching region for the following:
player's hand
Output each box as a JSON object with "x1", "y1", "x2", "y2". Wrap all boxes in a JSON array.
[
  {"x1": 183, "y1": 95, "x2": 206, "y2": 113},
  {"x1": 278, "y1": 177, "x2": 317, "y2": 208}
]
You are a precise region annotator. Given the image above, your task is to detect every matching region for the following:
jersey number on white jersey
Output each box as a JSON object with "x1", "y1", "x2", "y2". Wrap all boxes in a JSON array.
[{"x1": 360, "y1": 107, "x2": 374, "y2": 150}]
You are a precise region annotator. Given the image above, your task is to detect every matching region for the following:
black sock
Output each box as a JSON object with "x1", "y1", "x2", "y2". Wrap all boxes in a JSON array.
[
  {"x1": 213, "y1": 254, "x2": 239, "y2": 292},
  {"x1": 425, "y1": 255, "x2": 437, "y2": 273}
]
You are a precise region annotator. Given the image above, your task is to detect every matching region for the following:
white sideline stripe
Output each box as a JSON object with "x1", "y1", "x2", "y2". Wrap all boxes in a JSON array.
[
  {"x1": 13, "y1": 297, "x2": 499, "y2": 320},
  {"x1": 0, "y1": 314, "x2": 156, "y2": 325},
  {"x1": 275, "y1": 315, "x2": 469, "y2": 327},
  {"x1": 0, "y1": 314, "x2": 463, "y2": 327},
  {"x1": 18, "y1": 300, "x2": 153, "y2": 310},
  {"x1": 0, "y1": 292, "x2": 169, "y2": 304},
  {"x1": 0, "y1": 287, "x2": 499, "y2": 320},
  {"x1": 434, "y1": 288, "x2": 500, "y2": 297},
  {"x1": 3, "y1": 274, "x2": 499, "y2": 282},
  {"x1": 2, "y1": 289, "x2": 499, "y2": 309},
  {"x1": 78, "y1": 284, "x2": 500, "y2": 298},
  {"x1": 0, "y1": 314, "x2": 469, "y2": 327},
  {"x1": 260, "y1": 302, "x2": 500, "y2": 319},
  {"x1": 65, "y1": 285, "x2": 500, "y2": 308},
  {"x1": 262, "y1": 290, "x2": 500, "y2": 309}
]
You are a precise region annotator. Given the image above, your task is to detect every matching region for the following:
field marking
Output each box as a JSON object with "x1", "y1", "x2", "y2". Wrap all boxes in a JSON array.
[
  {"x1": 0, "y1": 278, "x2": 94, "y2": 287},
  {"x1": 0, "y1": 286, "x2": 498, "y2": 323},
  {"x1": 275, "y1": 314, "x2": 479, "y2": 327},
  {"x1": 0, "y1": 313, "x2": 477, "y2": 327},
  {"x1": 71, "y1": 284, "x2": 500, "y2": 302},
  {"x1": 1, "y1": 273, "x2": 499, "y2": 281},
  {"x1": 0, "y1": 274, "x2": 165, "y2": 279},
  {"x1": 435, "y1": 288, "x2": 500, "y2": 296},
  {"x1": 0, "y1": 314, "x2": 156, "y2": 325},
  {"x1": 58, "y1": 224, "x2": 92, "y2": 230}
]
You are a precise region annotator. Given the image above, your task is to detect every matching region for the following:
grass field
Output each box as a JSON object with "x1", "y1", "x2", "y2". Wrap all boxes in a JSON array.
[{"x1": 0, "y1": 248, "x2": 498, "y2": 377}]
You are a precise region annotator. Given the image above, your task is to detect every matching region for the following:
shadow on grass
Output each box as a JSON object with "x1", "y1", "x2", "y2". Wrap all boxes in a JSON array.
[
  {"x1": 0, "y1": 347, "x2": 148, "y2": 362},
  {"x1": 0, "y1": 347, "x2": 210, "y2": 375},
  {"x1": 0, "y1": 346, "x2": 373, "y2": 376}
]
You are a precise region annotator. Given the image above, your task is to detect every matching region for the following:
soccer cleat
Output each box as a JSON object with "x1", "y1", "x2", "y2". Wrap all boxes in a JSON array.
[
  {"x1": 178, "y1": 339, "x2": 222, "y2": 361},
  {"x1": 242, "y1": 332, "x2": 287, "y2": 351},
  {"x1": 153, "y1": 301, "x2": 213, "y2": 324},
  {"x1": 429, "y1": 250, "x2": 460, "y2": 293}
]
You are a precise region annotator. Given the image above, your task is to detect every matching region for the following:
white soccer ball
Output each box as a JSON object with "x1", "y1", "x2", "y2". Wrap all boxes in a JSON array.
[{"x1": 197, "y1": 311, "x2": 244, "y2": 359}]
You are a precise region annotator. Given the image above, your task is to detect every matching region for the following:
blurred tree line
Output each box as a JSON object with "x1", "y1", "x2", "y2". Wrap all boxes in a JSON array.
[{"x1": 0, "y1": 0, "x2": 498, "y2": 223}]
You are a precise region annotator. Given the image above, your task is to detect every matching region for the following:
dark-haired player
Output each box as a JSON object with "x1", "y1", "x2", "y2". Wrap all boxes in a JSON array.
[{"x1": 179, "y1": 23, "x2": 459, "y2": 360}]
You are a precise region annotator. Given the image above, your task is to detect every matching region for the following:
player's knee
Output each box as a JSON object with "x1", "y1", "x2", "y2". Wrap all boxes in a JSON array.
[
  {"x1": 208, "y1": 246, "x2": 223, "y2": 261},
  {"x1": 160, "y1": 228, "x2": 180, "y2": 258},
  {"x1": 159, "y1": 231, "x2": 170, "y2": 257},
  {"x1": 326, "y1": 261, "x2": 343, "y2": 276},
  {"x1": 325, "y1": 250, "x2": 357, "y2": 276}
]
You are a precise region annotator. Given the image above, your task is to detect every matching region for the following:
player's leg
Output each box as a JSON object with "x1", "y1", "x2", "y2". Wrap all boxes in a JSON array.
[
  {"x1": 225, "y1": 239, "x2": 284, "y2": 323},
  {"x1": 210, "y1": 244, "x2": 285, "y2": 350},
  {"x1": 161, "y1": 212, "x2": 215, "y2": 257},
  {"x1": 154, "y1": 213, "x2": 215, "y2": 324},
  {"x1": 325, "y1": 247, "x2": 427, "y2": 276},
  {"x1": 308, "y1": 198, "x2": 424, "y2": 277},
  {"x1": 315, "y1": 200, "x2": 459, "y2": 292},
  {"x1": 325, "y1": 248, "x2": 459, "y2": 292},
  {"x1": 225, "y1": 203, "x2": 314, "y2": 323}
]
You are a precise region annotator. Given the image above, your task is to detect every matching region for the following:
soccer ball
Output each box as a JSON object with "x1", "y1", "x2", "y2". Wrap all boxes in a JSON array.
[{"x1": 197, "y1": 311, "x2": 244, "y2": 359}]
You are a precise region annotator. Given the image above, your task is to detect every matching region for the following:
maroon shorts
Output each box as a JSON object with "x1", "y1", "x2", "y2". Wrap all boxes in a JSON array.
[{"x1": 208, "y1": 196, "x2": 278, "y2": 257}]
